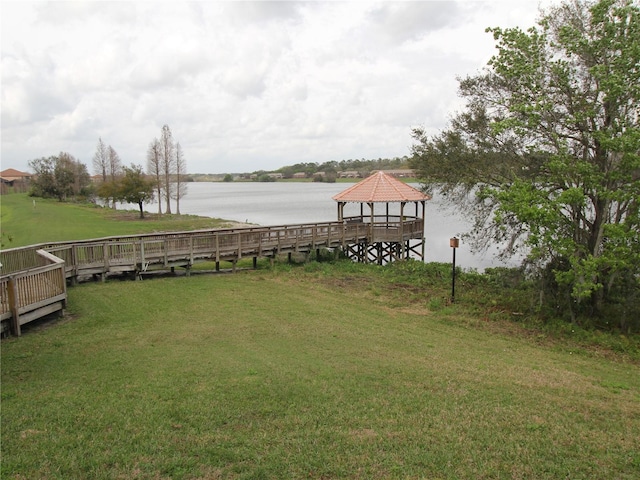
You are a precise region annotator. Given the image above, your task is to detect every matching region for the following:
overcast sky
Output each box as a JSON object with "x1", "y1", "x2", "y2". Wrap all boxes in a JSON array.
[{"x1": 1, "y1": 0, "x2": 552, "y2": 175}]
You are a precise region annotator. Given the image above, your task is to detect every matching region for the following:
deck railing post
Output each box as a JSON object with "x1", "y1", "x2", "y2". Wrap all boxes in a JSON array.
[
  {"x1": 7, "y1": 276, "x2": 21, "y2": 336},
  {"x1": 164, "y1": 239, "x2": 169, "y2": 266},
  {"x1": 140, "y1": 240, "x2": 146, "y2": 268},
  {"x1": 103, "y1": 243, "x2": 109, "y2": 281},
  {"x1": 71, "y1": 244, "x2": 78, "y2": 283}
]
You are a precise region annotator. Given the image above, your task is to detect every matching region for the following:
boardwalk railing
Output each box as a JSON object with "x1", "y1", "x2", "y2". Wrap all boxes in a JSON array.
[
  {"x1": 1, "y1": 218, "x2": 424, "y2": 335},
  {"x1": 1, "y1": 249, "x2": 67, "y2": 336}
]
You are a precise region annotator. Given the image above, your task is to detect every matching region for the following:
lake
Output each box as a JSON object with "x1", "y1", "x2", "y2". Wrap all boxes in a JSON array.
[{"x1": 121, "y1": 181, "x2": 517, "y2": 271}]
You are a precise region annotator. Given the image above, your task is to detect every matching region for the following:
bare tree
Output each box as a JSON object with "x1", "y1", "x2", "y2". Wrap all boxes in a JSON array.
[
  {"x1": 159, "y1": 124, "x2": 175, "y2": 214},
  {"x1": 173, "y1": 142, "x2": 188, "y2": 215},
  {"x1": 106, "y1": 146, "x2": 123, "y2": 208},
  {"x1": 147, "y1": 139, "x2": 163, "y2": 214},
  {"x1": 92, "y1": 138, "x2": 108, "y2": 181}
]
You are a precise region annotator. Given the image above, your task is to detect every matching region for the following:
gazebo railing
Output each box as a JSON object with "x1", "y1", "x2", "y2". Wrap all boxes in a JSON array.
[{"x1": 343, "y1": 215, "x2": 424, "y2": 242}]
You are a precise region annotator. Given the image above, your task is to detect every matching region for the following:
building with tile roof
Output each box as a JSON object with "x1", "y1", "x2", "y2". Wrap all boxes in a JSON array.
[
  {"x1": 0, "y1": 168, "x2": 32, "y2": 182},
  {"x1": 0, "y1": 168, "x2": 32, "y2": 193}
]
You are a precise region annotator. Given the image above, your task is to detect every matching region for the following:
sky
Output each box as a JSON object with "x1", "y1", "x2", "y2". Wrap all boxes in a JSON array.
[{"x1": 1, "y1": 0, "x2": 553, "y2": 175}]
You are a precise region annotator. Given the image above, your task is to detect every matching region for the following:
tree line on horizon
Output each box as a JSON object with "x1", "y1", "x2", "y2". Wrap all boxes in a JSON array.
[
  {"x1": 273, "y1": 156, "x2": 411, "y2": 182},
  {"x1": 188, "y1": 156, "x2": 412, "y2": 183}
]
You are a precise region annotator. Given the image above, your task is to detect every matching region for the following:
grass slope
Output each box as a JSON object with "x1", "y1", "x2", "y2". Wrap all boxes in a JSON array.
[
  {"x1": 2, "y1": 193, "x2": 639, "y2": 478},
  {"x1": 2, "y1": 266, "x2": 640, "y2": 479},
  {"x1": 0, "y1": 193, "x2": 240, "y2": 248}
]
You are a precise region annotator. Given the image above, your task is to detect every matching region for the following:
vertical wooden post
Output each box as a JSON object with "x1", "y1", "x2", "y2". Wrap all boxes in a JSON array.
[
  {"x1": 164, "y1": 239, "x2": 169, "y2": 267},
  {"x1": 450, "y1": 237, "x2": 459, "y2": 303},
  {"x1": 71, "y1": 244, "x2": 78, "y2": 285},
  {"x1": 400, "y1": 202, "x2": 406, "y2": 258},
  {"x1": 140, "y1": 240, "x2": 146, "y2": 268},
  {"x1": 103, "y1": 243, "x2": 109, "y2": 278},
  {"x1": 312, "y1": 225, "x2": 317, "y2": 251},
  {"x1": 7, "y1": 277, "x2": 21, "y2": 336}
]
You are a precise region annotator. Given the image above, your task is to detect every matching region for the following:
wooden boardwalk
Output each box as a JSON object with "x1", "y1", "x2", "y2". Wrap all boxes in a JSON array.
[{"x1": 0, "y1": 217, "x2": 424, "y2": 336}]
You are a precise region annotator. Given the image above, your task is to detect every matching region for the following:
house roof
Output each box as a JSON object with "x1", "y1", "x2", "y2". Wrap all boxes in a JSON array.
[
  {"x1": 0, "y1": 168, "x2": 31, "y2": 177},
  {"x1": 332, "y1": 170, "x2": 431, "y2": 203}
]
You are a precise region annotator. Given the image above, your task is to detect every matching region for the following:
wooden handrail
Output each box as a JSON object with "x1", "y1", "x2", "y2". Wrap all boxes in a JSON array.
[
  {"x1": 2, "y1": 249, "x2": 67, "y2": 336},
  {"x1": 1, "y1": 218, "x2": 425, "y2": 335}
]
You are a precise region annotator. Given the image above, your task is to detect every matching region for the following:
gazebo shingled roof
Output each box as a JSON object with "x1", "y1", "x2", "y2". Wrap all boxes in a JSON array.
[{"x1": 332, "y1": 170, "x2": 430, "y2": 203}]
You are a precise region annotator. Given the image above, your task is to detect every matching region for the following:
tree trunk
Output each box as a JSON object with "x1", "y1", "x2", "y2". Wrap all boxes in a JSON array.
[{"x1": 138, "y1": 201, "x2": 144, "y2": 219}]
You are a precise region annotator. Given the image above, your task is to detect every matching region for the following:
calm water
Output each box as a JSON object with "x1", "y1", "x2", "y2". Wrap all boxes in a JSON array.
[{"x1": 123, "y1": 182, "x2": 516, "y2": 270}]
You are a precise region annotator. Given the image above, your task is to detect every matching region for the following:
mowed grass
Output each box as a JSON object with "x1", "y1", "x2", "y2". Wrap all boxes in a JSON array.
[
  {"x1": 2, "y1": 192, "x2": 640, "y2": 478},
  {"x1": 0, "y1": 193, "x2": 240, "y2": 248},
  {"x1": 2, "y1": 265, "x2": 640, "y2": 479}
]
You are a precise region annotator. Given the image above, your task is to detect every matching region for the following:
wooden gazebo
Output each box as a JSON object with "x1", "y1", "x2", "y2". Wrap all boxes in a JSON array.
[{"x1": 332, "y1": 171, "x2": 431, "y2": 264}]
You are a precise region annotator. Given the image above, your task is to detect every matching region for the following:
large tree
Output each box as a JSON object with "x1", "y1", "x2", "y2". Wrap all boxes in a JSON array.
[
  {"x1": 116, "y1": 164, "x2": 155, "y2": 219},
  {"x1": 173, "y1": 142, "x2": 187, "y2": 215},
  {"x1": 93, "y1": 139, "x2": 122, "y2": 208},
  {"x1": 92, "y1": 137, "x2": 108, "y2": 181},
  {"x1": 147, "y1": 138, "x2": 163, "y2": 215},
  {"x1": 410, "y1": 0, "x2": 639, "y2": 329},
  {"x1": 159, "y1": 124, "x2": 175, "y2": 214},
  {"x1": 106, "y1": 146, "x2": 123, "y2": 208},
  {"x1": 29, "y1": 153, "x2": 91, "y2": 201}
]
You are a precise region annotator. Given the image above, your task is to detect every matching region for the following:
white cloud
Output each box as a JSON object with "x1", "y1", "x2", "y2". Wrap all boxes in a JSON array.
[{"x1": 2, "y1": 0, "x2": 550, "y2": 174}]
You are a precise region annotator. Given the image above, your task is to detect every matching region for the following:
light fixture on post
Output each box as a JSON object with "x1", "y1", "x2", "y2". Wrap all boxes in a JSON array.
[{"x1": 450, "y1": 237, "x2": 459, "y2": 303}]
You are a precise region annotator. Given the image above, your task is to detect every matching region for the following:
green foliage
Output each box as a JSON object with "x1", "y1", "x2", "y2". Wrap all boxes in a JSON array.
[
  {"x1": 29, "y1": 153, "x2": 91, "y2": 201},
  {"x1": 410, "y1": 0, "x2": 640, "y2": 328},
  {"x1": 276, "y1": 156, "x2": 412, "y2": 178},
  {"x1": 310, "y1": 247, "x2": 343, "y2": 262},
  {"x1": 95, "y1": 179, "x2": 120, "y2": 207},
  {"x1": 257, "y1": 173, "x2": 276, "y2": 182},
  {"x1": 116, "y1": 164, "x2": 156, "y2": 218}
]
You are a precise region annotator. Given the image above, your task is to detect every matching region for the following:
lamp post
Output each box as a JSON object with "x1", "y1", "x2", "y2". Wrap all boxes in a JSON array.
[{"x1": 450, "y1": 237, "x2": 459, "y2": 303}]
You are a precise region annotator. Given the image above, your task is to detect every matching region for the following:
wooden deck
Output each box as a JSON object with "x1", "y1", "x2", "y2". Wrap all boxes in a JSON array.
[{"x1": 0, "y1": 217, "x2": 424, "y2": 335}]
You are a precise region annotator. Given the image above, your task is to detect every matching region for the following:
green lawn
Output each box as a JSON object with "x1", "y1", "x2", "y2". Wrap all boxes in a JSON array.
[
  {"x1": 1, "y1": 193, "x2": 639, "y2": 478},
  {"x1": 0, "y1": 193, "x2": 241, "y2": 248},
  {"x1": 2, "y1": 263, "x2": 640, "y2": 479}
]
